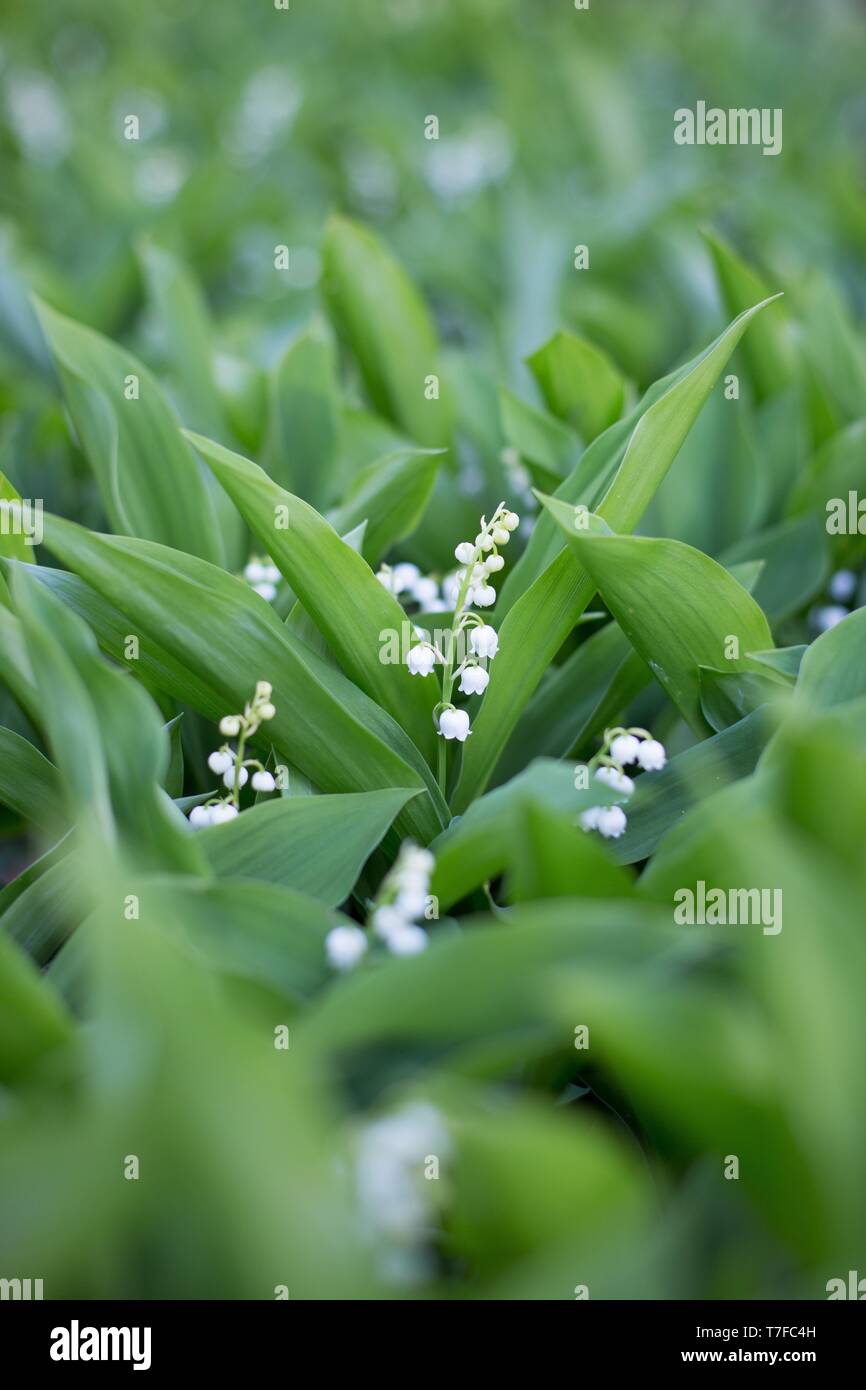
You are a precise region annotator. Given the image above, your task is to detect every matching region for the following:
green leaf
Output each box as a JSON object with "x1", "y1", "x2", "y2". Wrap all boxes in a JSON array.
[
  {"x1": 0, "y1": 931, "x2": 71, "y2": 1083},
  {"x1": 452, "y1": 297, "x2": 779, "y2": 810},
  {"x1": 0, "y1": 471, "x2": 37, "y2": 563},
  {"x1": 137, "y1": 241, "x2": 229, "y2": 441},
  {"x1": 328, "y1": 446, "x2": 442, "y2": 566},
  {"x1": 431, "y1": 760, "x2": 623, "y2": 912},
  {"x1": 0, "y1": 727, "x2": 62, "y2": 832},
  {"x1": 2, "y1": 857, "x2": 79, "y2": 966},
  {"x1": 498, "y1": 387, "x2": 580, "y2": 482},
  {"x1": 796, "y1": 605, "x2": 866, "y2": 710},
  {"x1": 702, "y1": 230, "x2": 796, "y2": 401},
  {"x1": 504, "y1": 799, "x2": 633, "y2": 903},
  {"x1": 699, "y1": 666, "x2": 791, "y2": 733},
  {"x1": 526, "y1": 329, "x2": 626, "y2": 442},
  {"x1": 185, "y1": 430, "x2": 440, "y2": 764},
  {"x1": 540, "y1": 504, "x2": 775, "y2": 736},
  {"x1": 263, "y1": 318, "x2": 340, "y2": 510},
  {"x1": 33, "y1": 297, "x2": 224, "y2": 563},
  {"x1": 614, "y1": 708, "x2": 776, "y2": 865},
  {"x1": 720, "y1": 513, "x2": 830, "y2": 623},
  {"x1": 322, "y1": 215, "x2": 451, "y2": 448},
  {"x1": 10, "y1": 563, "x2": 203, "y2": 874},
  {"x1": 39, "y1": 513, "x2": 447, "y2": 842},
  {"x1": 492, "y1": 621, "x2": 647, "y2": 785},
  {"x1": 129, "y1": 876, "x2": 335, "y2": 1002},
  {"x1": 197, "y1": 789, "x2": 417, "y2": 905}
]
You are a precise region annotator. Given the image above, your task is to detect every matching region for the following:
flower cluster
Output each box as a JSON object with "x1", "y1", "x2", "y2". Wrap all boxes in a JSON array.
[
  {"x1": 325, "y1": 843, "x2": 434, "y2": 971},
  {"x1": 355, "y1": 1101, "x2": 451, "y2": 1286},
  {"x1": 188, "y1": 681, "x2": 277, "y2": 828},
  {"x1": 402, "y1": 502, "x2": 518, "y2": 783},
  {"x1": 243, "y1": 555, "x2": 281, "y2": 602},
  {"x1": 578, "y1": 726, "x2": 667, "y2": 840},
  {"x1": 375, "y1": 562, "x2": 450, "y2": 612}
]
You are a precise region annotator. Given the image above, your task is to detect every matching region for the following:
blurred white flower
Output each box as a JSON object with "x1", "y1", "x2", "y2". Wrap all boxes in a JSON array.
[{"x1": 326, "y1": 925, "x2": 368, "y2": 971}]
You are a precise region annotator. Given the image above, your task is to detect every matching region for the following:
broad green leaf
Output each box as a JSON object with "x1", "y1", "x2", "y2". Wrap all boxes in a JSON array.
[
  {"x1": 128, "y1": 876, "x2": 336, "y2": 1001},
  {"x1": 329, "y1": 446, "x2": 443, "y2": 567},
  {"x1": 498, "y1": 387, "x2": 580, "y2": 483},
  {"x1": 0, "y1": 930, "x2": 71, "y2": 1082},
  {"x1": 504, "y1": 799, "x2": 633, "y2": 903},
  {"x1": 796, "y1": 605, "x2": 866, "y2": 710},
  {"x1": 301, "y1": 899, "x2": 677, "y2": 1061},
  {"x1": 431, "y1": 760, "x2": 623, "y2": 912},
  {"x1": 0, "y1": 727, "x2": 61, "y2": 832},
  {"x1": 0, "y1": 471, "x2": 36, "y2": 563},
  {"x1": 613, "y1": 707, "x2": 776, "y2": 865},
  {"x1": 798, "y1": 271, "x2": 866, "y2": 426},
  {"x1": 39, "y1": 513, "x2": 447, "y2": 842},
  {"x1": 137, "y1": 242, "x2": 246, "y2": 569},
  {"x1": 2, "y1": 857, "x2": 79, "y2": 966},
  {"x1": 0, "y1": 602, "x2": 40, "y2": 723},
  {"x1": 699, "y1": 666, "x2": 791, "y2": 733},
  {"x1": 322, "y1": 215, "x2": 451, "y2": 448},
  {"x1": 448, "y1": 1087, "x2": 648, "y2": 1279},
  {"x1": 197, "y1": 789, "x2": 417, "y2": 905},
  {"x1": 785, "y1": 418, "x2": 866, "y2": 529},
  {"x1": 11, "y1": 564, "x2": 203, "y2": 874},
  {"x1": 492, "y1": 621, "x2": 647, "y2": 785},
  {"x1": 137, "y1": 241, "x2": 229, "y2": 441},
  {"x1": 702, "y1": 230, "x2": 796, "y2": 401},
  {"x1": 185, "y1": 430, "x2": 439, "y2": 764},
  {"x1": 540, "y1": 502, "x2": 775, "y2": 736},
  {"x1": 452, "y1": 298, "x2": 779, "y2": 810},
  {"x1": 720, "y1": 513, "x2": 830, "y2": 623},
  {"x1": 526, "y1": 329, "x2": 626, "y2": 442},
  {"x1": 33, "y1": 297, "x2": 224, "y2": 563},
  {"x1": 263, "y1": 318, "x2": 339, "y2": 510}
]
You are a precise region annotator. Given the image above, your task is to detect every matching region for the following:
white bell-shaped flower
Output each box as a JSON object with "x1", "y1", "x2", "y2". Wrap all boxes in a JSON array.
[
  {"x1": 454, "y1": 541, "x2": 475, "y2": 565},
  {"x1": 595, "y1": 765, "x2": 635, "y2": 795},
  {"x1": 469, "y1": 624, "x2": 499, "y2": 659},
  {"x1": 473, "y1": 584, "x2": 496, "y2": 607},
  {"x1": 207, "y1": 749, "x2": 234, "y2": 775},
  {"x1": 406, "y1": 643, "x2": 437, "y2": 676},
  {"x1": 438, "y1": 707, "x2": 471, "y2": 741},
  {"x1": 251, "y1": 769, "x2": 276, "y2": 792},
  {"x1": 609, "y1": 733, "x2": 640, "y2": 765},
  {"x1": 458, "y1": 664, "x2": 489, "y2": 695},
  {"x1": 636, "y1": 738, "x2": 666, "y2": 771},
  {"x1": 326, "y1": 925, "x2": 369, "y2": 971},
  {"x1": 386, "y1": 923, "x2": 429, "y2": 956},
  {"x1": 596, "y1": 805, "x2": 627, "y2": 838}
]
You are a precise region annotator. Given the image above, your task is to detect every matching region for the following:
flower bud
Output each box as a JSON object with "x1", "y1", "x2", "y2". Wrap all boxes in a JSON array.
[
  {"x1": 259, "y1": 702, "x2": 276, "y2": 720},
  {"x1": 220, "y1": 716, "x2": 241, "y2": 737},
  {"x1": 454, "y1": 541, "x2": 476, "y2": 565}
]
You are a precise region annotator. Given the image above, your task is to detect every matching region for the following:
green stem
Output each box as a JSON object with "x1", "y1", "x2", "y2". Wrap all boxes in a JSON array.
[{"x1": 232, "y1": 728, "x2": 247, "y2": 807}]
